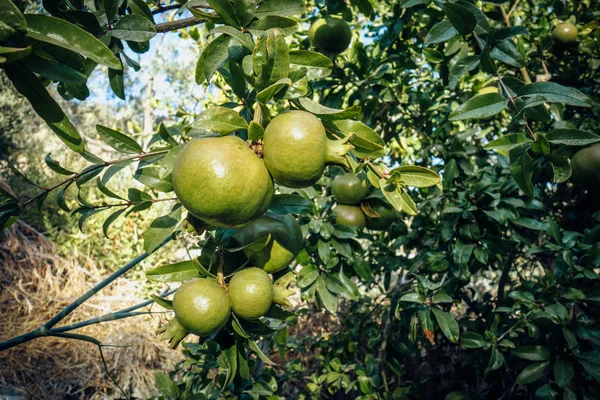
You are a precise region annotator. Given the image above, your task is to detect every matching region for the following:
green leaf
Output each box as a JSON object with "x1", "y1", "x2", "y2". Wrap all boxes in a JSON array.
[
  {"x1": 432, "y1": 293, "x2": 453, "y2": 304},
  {"x1": 268, "y1": 194, "x2": 312, "y2": 214},
  {"x1": 96, "y1": 177, "x2": 124, "y2": 200},
  {"x1": 146, "y1": 260, "x2": 202, "y2": 282},
  {"x1": 151, "y1": 294, "x2": 173, "y2": 310},
  {"x1": 129, "y1": 0, "x2": 155, "y2": 22},
  {"x1": 484, "y1": 133, "x2": 532, "y2": 151},
  {"x1": 111, "y1": 14, "x2": 156, "y2": 42},
  {"x1": 256, "y1": 78, "x2": 291, "y2": 103},
  {"x1": 144, "y1": 205, "x2": 182, "y2": 254},
  {"x1": 77, "y1": 166, "x2": 103, "y2": 187},
  {"x1": 516, "y1": 361, "x2": 551, "y2": 384},
  {"x1": 247, "y1": 339, "x2": 276, "y2": 365},
  {"x1": 0, "y1": 45, "x2": 32, "y2": 64},
  {"x1": 453, "y1": 239, "x2": 473, "y2": 266},
  {"x1": 289, "y1": 50, "x2": 333, "y2": 79},
  {"x1": 462, "y1": 332, "x2": 487, "y2": 349},
  {"x1": 545, "y1": 129, "x2": 600, "y2": 146},
  {"x1": 154, "y1": 371, "x2": 179, "y2": 398},
  {"x1": 490, "y1": 40, "x2": 524, "y2": 68},
  {"x1": 102, "y1": 207, "x2": 127, "y2": 238},
  {"x1": 389, "y1": 166, "x2": 441, "y2": 188},
  {"x1": 253, "y1": 29, "x2": 290, "y2": 90},
  {"x1": 4, "y1": 63, "x2": 85, "y2": 153},
  {"x1": 102, "y1": 0, "x2": 120, "y2": 23},
  {"x1": 449, "y1": 93, "x2": 508, "y2": 121},
  {"x1": 195, "y1": 34, "x2": 231, "y2": 84},
  {"x1": 423, "y1": 48, "x2": 443, "y2": 64},
  {"x1": 297, "y1": 98, "x2": 361, "y2": 121},
  {"x1": 25, "y1": 15, "x2": 120, "y2": 69},
  {"x1": 513, "y1": 346, "x2": 552, "y2": 361},
  {"x1": 323, "y1": 119, "x2": 384, "y2": 158},
  {"x1": 134, "y1": 167, "x2": 173, "y2": 192},
  {"x1": 380, "y1": 180, "x2": 418, "y2": 216},
  {"x1": 22, "y1": 54, "x2": 87, "y2": 83},
  {"x1": 449, "y1": 55, "x2": 480, "y2": 89},
  {"x1": 432, "y1": 308, "x2": 460, "y2": 343},
  {"x1": 400, "y1": 292, "x2": 424, "y2": 303},
  {"x1": 442, "y1": 3, "x2": 476, "y2": 36},
  {"x1": 248, "y1": 15, "x2": 298, "y2": 36},
  {"x1": 0, "y1": 0, "x2": 27, "y2": 41},
  {"x1": 546, "y1": 154, "x2": 571, "y2": 183},
  {"x1": 316, "y1": 275, "x2": 337, "y2": 314},
  {"x1": 518, "y1": 82, "x2": 591, "y2": 107},
  {"x1": 248, "y1": 121, "x2": 264, "y2": 141},
  {"x1": 96, "y1": 125, "x2": 143, "y2": 154},
  {"x1": 424, "y1": 20, "x2": 458, "y2": 46},
  {"x1": 45, "y1": 153, "x2": 74, "y2": 175},
  {"x1": 190, "y1": 106, "x2": 248, "y2": 134},
  {"x1": 255, "y1": 0, "x2": 304, "y2": 17},
  {"x1": 297, "y1": 265, "x2": 319, "y2": 288},
  {"x1": 490, "y1": 26, "x2": 529, "y2": 43},
  {"x1": 211, "y1": 26, "x2": 253, "y2": 51},
  {"x1": 485, "y1": 348, "x2": 504, "y2": 374},
  {"x1": 554, "y1": 359, "x2": 574, "y2": 387},
  {"x1": 108, "y1": 60, "x2": 125, "y2": 100},
  {"x1": 509, "y1": 147, "x2": 534, "y2": 197},
  {"x1": 207, "y1": 0, "x2": 240, "y2": 27}
]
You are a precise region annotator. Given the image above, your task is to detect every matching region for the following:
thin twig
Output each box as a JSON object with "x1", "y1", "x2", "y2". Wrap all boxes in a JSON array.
[
  {"x1": 155, "y1": 16, "x2": 206, "y2": 33},
  {"x1": 151, "y1": 4, "x2": 181, "y2": 14},
  {"x1": 19, "y1": 149, "x2": 169, "y2": 210},
  {"x1": 499, "y1": 5, "x2": 532, "y2": 84},
  {"x1": 506, "y1": 0, "x2": 521, "y2": 19},
  {"x1": 0, "y1": 237, "x2": 173, "y2": 351}
]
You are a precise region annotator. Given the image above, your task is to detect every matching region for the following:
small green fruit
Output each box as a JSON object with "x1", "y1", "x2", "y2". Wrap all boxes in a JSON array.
[
  {"x1": 334, "y1": 204, "x2": 366, "y2": 229},
  {"x1": 331, "y1": 173, "x2": 370, "y2": 205},
  {"x1": 364, "y1": 199, "x2": 397, "y2": 231},
  {"x1": 228, "y1": 268, "x2": 274, "y2": 320},
  {"x1": 235, "y1": 212, "x2": 304, "y2": 274},
  {"x1": 172, "y1": 279, "x2": 230, "y2": 336},
  {"x1": 172, "y1": 135, "x2": 273, "y2": 228},
  {"x1": 553, "y1": 23, "x2": 578, "y2": 43},
  {"x1": 263, "y1": 111, "x2": 352, "y2": 188},
  {"x1": 309, "y1": 16, "x2": 352, "y2": 55},
  {"x1": 571, "y1": 143, "x2": 600, "y2": 187}
]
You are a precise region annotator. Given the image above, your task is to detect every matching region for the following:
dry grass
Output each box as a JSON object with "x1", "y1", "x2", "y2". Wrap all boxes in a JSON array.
[{"x1": 0, "y1": 222, "x2": 182, "y2": 399}]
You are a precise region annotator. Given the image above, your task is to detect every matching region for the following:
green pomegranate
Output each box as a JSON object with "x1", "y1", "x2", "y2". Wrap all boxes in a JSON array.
[
  {"x1": 334, "y1": 204, "x2": 366, "y2": 229},
  {"x1": 157, "y1": 278, "x2": 230, "y2": 348},
  {"x1": 309, "y1": 16, "x2": 352, "y2": 55},
  {"x1": 364, "y1": 199, "x2": 397, "y2": 231},
  {"x1": 263, "y1": 111, "x2": 352, "y2": 188},
  {"x1": 234, "y1": 211, "x2": 304, "y2": 274},
  {"x1": 172, "y1": 135, "x2": 273, "y2": 228},
  {"x1": 553, "y1": 22, "x2": 578, "y2": 43},
  {"x1": 331, "y1": 173, "x2": 370, "y2": 205},
  {"x1": 571, "y1": 143, "x2": 600, "y2": 187},
  {"x1": 228, "y1": 268, "x2": 274, "y2": 320}
]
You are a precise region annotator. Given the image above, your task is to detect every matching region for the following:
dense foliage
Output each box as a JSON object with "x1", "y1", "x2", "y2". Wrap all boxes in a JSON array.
[{"x1": 1, "y1": 0, "x2": 599, "y2": 399}]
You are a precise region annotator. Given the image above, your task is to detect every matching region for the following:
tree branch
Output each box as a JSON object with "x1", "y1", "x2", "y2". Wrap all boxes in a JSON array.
[
  {"x1": 0, "y1": 237, "x2": 173, "y2": 351},
  {"x1": 155, "y1": 16, "x2": 206, "y2": 33},
  {"x1": 497, "y1": 253, "x2": 516, "y2": 306},
  {"x1": 19, "y1": 149, "x2": 170, "y2": 210},
  {"x1": 151, "y1": 4, "x2": 181, "y2": 14},
  {"x1": 499, "y1": 5, "x2": 532, "y2": 84}
]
